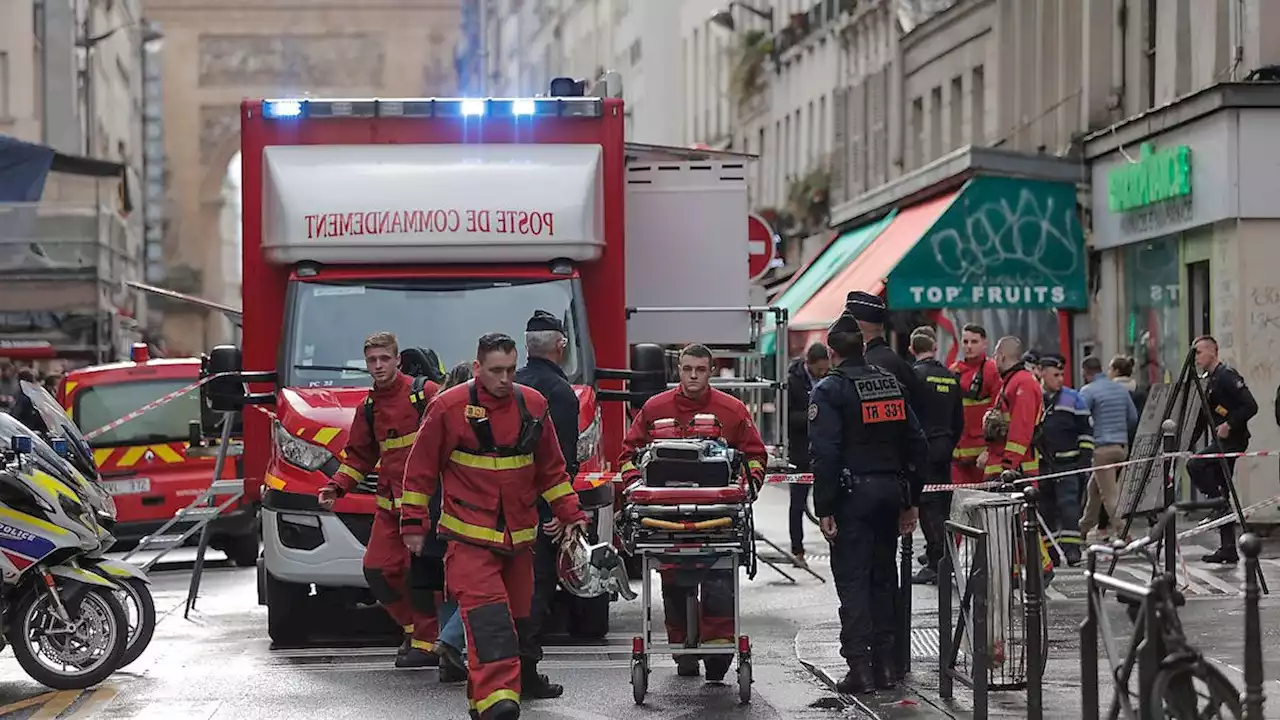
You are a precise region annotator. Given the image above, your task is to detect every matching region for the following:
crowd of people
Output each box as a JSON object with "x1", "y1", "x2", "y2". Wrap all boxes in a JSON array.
[{"x1": 0, "y1": 360, "x2": 63, "y2": 412}]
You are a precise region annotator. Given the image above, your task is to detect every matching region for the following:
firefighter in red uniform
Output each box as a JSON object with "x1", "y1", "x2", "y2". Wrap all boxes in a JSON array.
[
  {"x1": 401, "y1": 332, "x2": 587, "y2": 720},
  {"x1": 317, "y1": 331, "x2": 440, "y2": 667},
  {"x1": 950, "y1": 323, "x2": 1002, "y2": 485},
  {"x1": 617, "y1": 343, "x2": 767, "y2": 682}
]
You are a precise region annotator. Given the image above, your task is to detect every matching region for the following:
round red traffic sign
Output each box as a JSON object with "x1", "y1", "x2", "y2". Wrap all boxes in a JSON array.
[{"x1": 748, "y1": 213, "x2": 777, "y2": 281}]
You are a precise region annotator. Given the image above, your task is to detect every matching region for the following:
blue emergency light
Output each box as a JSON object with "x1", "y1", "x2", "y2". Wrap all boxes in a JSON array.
[
  {"x1": 11, "y1": 435, "x2": 32, "y2": 455},
  {"x1": 263, "y1": 100, "x2": 303, "y2": 119},
  {"x1": 260, "y1": 97, "x2": 603, "y2": 121},
  {"x1": 50, "y1": 437, "x2": 68, "y2": 456}
]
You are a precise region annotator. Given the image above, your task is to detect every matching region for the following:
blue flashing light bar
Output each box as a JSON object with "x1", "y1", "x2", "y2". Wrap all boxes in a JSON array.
[{"x1": 259, "y1": 97, "x2": 604, "y2": 120}]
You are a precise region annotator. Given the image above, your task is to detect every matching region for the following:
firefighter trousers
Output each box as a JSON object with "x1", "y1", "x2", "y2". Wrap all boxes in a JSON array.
[
  {"x1": 951, "y1": 459, "x2": 984, "y2": 486},
  {"x1": 446, "y1": 541, "x2": 534, "y2": 718},
  {"x1": 659, "y1": 568, "x2": 734, "y2": 646},
  {"x1": 362, "y1": 508, "x2": 438, "y2": 650}
]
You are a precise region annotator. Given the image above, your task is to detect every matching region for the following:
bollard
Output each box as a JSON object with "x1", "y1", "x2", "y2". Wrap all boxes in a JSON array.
[
  {"x1": 1021, "y1": 485, "x2": 1044, "y2": 720},
  {"x1": 1080, "y1": 551, "x2": 1099, "y2": 720},
  {"x1": 899, "y1": 533, "x2": 913, "y2": 677},
  {"x1": 1240, "y1": 534, "x2": 1265, "y2": 720},
  {"x1": 1160, "y1": 419, "x2": 1177, "y2": 577},
  {"x1": 938, "y1": 547, "x2": 953, "y2": 700}
]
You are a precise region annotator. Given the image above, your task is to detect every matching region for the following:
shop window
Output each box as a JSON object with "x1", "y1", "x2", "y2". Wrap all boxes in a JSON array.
[{"x1": 1123, "y1": 237, "x2": 1181, "y2": 390}]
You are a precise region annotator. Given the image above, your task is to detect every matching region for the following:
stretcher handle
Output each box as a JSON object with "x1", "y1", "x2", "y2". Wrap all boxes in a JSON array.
[{"x1": 639, "y1": 517, "x2": 733, "y2": 531}]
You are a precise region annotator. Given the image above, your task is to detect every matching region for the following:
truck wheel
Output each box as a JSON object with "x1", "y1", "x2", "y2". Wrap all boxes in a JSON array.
[
  {"x1": 568, "y1": 594, "x2": 610, "y2": 639},
  {"x1": 265, "y1": 571, "x2": 310, "y2": 646},
  {"x1": 223, "y1": 532, "x2": 260, "y2": 568}
]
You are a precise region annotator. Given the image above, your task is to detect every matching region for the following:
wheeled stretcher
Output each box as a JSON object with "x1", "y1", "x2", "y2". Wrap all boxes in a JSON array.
[{"x1": 618, "y1": 436, "x2": 757, "y2": 705}]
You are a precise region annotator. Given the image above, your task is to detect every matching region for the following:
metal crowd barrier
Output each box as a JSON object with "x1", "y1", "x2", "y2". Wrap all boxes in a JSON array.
[{"x1": 938, "y1": 486, "x2": 1047, "y2": 720}]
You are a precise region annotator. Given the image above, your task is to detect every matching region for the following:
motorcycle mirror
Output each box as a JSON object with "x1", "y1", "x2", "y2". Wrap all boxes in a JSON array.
[
  {"x1": 50, "y1": 437, "x2": 69, "y2": 457},
  {"x1": 11, "y1": 435, "x2": 33, "y2": 456}
]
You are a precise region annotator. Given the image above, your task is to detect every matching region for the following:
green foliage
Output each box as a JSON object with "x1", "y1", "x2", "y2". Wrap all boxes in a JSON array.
[{"x1": 728, "y1": 30, "x2": 773, "y2": 108}]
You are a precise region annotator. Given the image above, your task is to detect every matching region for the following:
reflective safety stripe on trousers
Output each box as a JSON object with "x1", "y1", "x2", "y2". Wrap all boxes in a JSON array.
[
  {"x1": 471, "y1": 689, "x2": 520, "y2": 714},
  {"x1": 439, "y1": 513, "x2": 537, "y2": 546}
]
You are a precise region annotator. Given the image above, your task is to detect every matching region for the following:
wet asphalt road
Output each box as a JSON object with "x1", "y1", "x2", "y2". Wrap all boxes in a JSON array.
[{"x1": 0, "y1": 488, "x2": 852, "y2": 720}]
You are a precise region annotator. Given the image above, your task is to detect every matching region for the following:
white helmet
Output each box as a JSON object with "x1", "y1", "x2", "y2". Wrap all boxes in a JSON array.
[{"x1": 557, "y1": 534, "x2": 636, "y2": 601}]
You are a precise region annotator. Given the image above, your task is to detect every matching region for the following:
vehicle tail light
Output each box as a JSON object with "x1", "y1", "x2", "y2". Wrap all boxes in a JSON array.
[
  {"x1": 738, "y1": 635, "x2": 750, "y2": 653},
  {"x1": 632, "y1": 637, "x2": 644, "y2": 654}
]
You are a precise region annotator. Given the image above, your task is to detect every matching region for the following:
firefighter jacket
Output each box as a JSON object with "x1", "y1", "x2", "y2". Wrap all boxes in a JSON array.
[
  {"x1": 618, "y1": 387, "x2": 768, "y2": 489},
  {"x1": 1193, "y1": 363, "x2": 1259, "y2": 449},
  {"x1": 399, "y1": 381, "x2": 586, "y2": 553},
  {"x1": 329, "y1": 371, "x2": 438, "y2": 512},
  {"x1": 983, "y1": 366, "x2": 1042, "y2": 478},
  {"x1": 1038, "y1": 387, "x2": 1095, "y2": 474},
  {"x1": 808, "y1": 359, "x2": 930, "y2": 516},
  {"x1": 911, "y1": 357, "x2": 965, "y2": 467},
  {"x1": 950, "y1": 356, "x2": 1002, "y2": 467}
]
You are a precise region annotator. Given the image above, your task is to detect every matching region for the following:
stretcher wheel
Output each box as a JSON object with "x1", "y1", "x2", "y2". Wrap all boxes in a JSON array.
[
  {"x1": 737, "y1": 659, "x2": 752, "y2": 704},
  {"x1": 631, "y1": 657, "x2": 648, "y2": 705}
]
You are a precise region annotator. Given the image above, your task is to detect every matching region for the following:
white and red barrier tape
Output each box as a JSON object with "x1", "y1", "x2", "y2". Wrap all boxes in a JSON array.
[{"x1": 82, "y1": 372, "x2": 233, "y2": 441}]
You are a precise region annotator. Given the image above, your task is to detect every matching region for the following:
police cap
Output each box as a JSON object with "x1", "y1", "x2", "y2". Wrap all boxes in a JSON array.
[
  {"x1": 1038, "y1": 353, "x2": 1066, "y2": 370},
  {"x1": 526, "y1": 309, "x2": 566, "y2": 334},
  {"x1": 828, "y1": 311, "x2": 861, "y2": 337},
  {"x1": 845, "y1": 291, "x2": 888, "y2": 324}
]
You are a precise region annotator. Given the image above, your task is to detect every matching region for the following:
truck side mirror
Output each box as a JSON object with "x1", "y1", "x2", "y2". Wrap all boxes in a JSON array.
[
  {"x1": 204, "y1": 345, "x2": 246, "y2": 415},
  {"x1": 629, "y1": 343, "x2": 667, "y2": 413}
]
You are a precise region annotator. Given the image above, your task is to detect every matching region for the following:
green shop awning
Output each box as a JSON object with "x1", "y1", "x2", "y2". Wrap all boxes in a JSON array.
[
  {"x1": 760, "y1": 211, "x2": 897, "y2": 355},
  {"x1": 884, "y1": 176, "x2": 1086, "y2": 310}
]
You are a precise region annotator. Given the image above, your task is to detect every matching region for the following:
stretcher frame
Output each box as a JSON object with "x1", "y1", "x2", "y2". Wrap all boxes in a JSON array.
[{"x1": 622, "y1": 497, "x2": 756, "y2": 706}]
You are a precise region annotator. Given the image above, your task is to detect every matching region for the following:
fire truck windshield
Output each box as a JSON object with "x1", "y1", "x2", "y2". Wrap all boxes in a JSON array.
[
  {"x1": 75, "y1": 380, "x2": 202, "y2": 447},
  {"x1": 283, "y1": 277, "x2": 590, "y2": 389}
]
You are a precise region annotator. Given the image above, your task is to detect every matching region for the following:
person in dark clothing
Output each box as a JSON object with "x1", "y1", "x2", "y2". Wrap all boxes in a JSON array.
[
  {"x1": 512, "y1": 309, "x2": 580, "y2": 698},
  {"x1": 1187, "y1": 335, "x2": 1258, "y2": 564},
  {"x1": 844, "y1": 291, "x2": 922, "y2": 411},
  {"x1": 907, "y1": 329, "x2": 963, "y2": 584},
  {"x1": 810, "y1": 311, "x2": 929, "y2": 694},
  {"x1": 786, "y1": 342, "x2": 830, "y2": 566}
]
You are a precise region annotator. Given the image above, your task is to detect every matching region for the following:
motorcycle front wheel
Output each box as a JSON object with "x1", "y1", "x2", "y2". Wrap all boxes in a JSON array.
[
  {"x1": 115, "y1": 577, "x2": 156, "y2": 668},
  {"x1": 8, "y1": 584, "x2": 129, "y2": 689}
]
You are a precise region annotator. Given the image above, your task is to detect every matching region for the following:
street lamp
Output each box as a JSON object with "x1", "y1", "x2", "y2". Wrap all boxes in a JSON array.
[{"x1": 709, "y1": 2, "x2": 775, "y2": 34}]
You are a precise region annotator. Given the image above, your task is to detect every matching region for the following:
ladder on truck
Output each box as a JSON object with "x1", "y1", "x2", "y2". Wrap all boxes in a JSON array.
[
  {"x1": 119, "y1": 413, "x2": 244, "y2": 616},
  {"x1": 627, "y1": 304, "x2": 825, "y2": 584}
]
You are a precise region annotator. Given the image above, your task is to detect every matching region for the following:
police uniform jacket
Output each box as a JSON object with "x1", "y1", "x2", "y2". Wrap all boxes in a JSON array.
[
  {"x1": 864, "y1": 336, "x2": 922, "y2": 411},
  {"x1": 807, "y1": 358, "x2": 930, "y2": 518},
  {"x1": 1038, "y1": 386, "x2": 1095, "y2": 473},
  {"x1": 911, "y1": 357, "x2": 964, "y2": 466},
  {"x1": 515, "y1": 356, "x2": 581, "y2": 522},
  {"x1": 1196, "y1": 363, "x2": 1258, "y2": 448}
]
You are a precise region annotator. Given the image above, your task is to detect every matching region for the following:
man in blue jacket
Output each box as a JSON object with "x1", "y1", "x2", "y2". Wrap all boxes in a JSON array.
[{"x1": 1036, "y1": 355, "x2": 1093, "y2": 565}]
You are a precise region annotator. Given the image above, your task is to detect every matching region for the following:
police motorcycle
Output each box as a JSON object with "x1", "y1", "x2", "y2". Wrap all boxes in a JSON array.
[
  {"x1": 0, "y1": 413, "x2": 130, "y2": 688},
  {"x1": 10, "y1": 381, "x2": 155, "y2": 669}
]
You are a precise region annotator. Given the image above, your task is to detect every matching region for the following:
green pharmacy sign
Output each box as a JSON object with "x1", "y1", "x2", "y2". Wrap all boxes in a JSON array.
[{"x1": 1107, "y1": 142, "x2": 1192, "y2": 212}]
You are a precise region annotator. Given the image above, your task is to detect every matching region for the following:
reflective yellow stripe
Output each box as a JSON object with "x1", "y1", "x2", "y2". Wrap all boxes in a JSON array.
[
  {"x1": 264, "y1": 473, "x2": 286, "y2": 491},
  {"x1": 313, "y1": 427, "x2": 341, "y2": 445},
  {"x1": 1005, "y1": 442, "x2": 1028, "y2": 455},
  {"x1": 376, "y1": 496, "x2": 397, "y2": 511},
  {"x1": 962, "y1": 398, "x2": 991, "y2": 406},
  {"x1": 439, "y1": 513, "x2": 507, "y2": 544},
  {"x1": 401, "y1": 491, "x2": 430, "y2": 507},
  {"x1": 380, "y1": 432, "x2": 417, "y2": 451},
  {"x1": 747, "y1": 460, "x2": 763, "y2": 471},
  {"x1": 410, "y1": 638, "x2": 435, "y2": 651},
  {"x1": 449, "y1": 450, "x2": 534, "y2": 471},
  {"x1": 511, "y1": 527, "x2": 537, "y2": 544},
  {"x1": 541, "y1": 482, "x2": 574, "y2": 503},
  {"x1": 953, "y1": 447, "x2": 984, "y2": 458},
  {"x1": 471, "y1": 689, "x2": 520, "y2": 713},
  {"x1": 0, "y1": 506, "x2": 72, "y2": 537},
  {"x1": 402, "y1": 624, "x2": 414, "y2": 633},
  {"x1": 409, "y1": 390, "x2": 425, "y2": 405},
  {"x1": 32, "y1": 470, "x2": 78, "y2": 502},
  {"x1": 926, "y1": 376, "x2": 957, "y2": 385},
  {"x1": 151, "y1": 444, "x2": 184, "y2": 463},
  {"x1": 620, "y1": 461, "x2": 637, "y2": 472},
  {"x1": 1023, "y1": 458, "x2": 1040, "y2": 470},
  {"x1": 1055, "y1": 450, "x2": 1081, "y2": 459},
  {"x1": 1080, "y1": 441, "x2": 1095, "y2": 450},
  {"x1": 336, "y1": 464, "x2": 365, "y2": 482}
]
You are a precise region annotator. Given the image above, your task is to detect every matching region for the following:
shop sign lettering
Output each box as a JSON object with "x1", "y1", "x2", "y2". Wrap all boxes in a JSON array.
[
  {"x1": 1107, "y1": 143, "x2": 1192, "y2": 212},
  {"x1": 304, "y1": 208, "x2": 556, "y2": 239},
  {"x1": 906, "y1": 285, "x2": 1067, "y2": 307}
]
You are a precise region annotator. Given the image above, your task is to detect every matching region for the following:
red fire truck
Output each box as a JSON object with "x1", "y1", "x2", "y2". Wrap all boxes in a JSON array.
[
  {"x1": 60, "y1": 344, "x2": 258, "y2": 564},
  {"x1": 205, "y1": 78, "x2": 782, "y2": 645}
]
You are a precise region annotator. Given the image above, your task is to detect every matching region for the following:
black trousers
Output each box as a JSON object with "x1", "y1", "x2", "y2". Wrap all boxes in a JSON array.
[
  {"x1": 917, "y1": 460, "x2": 951, "y2": 571},
  {"x1": 830, "y1": 475, "x2": 903, "y2": 666},
  {"x1": 1187, "y1": 438, "x2": 1244, "y2": 553},
  {"x1": 517, "y1": 529, "x2": 559, "y2": 666},
  {"x1": 789, "y1": 483, "x2": 811, "y2": 554}
]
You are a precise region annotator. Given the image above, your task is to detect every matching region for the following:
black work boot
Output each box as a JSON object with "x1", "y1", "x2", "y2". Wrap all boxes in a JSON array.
[
  {"x1": 675, "y1": 656, "x2": 701, "y2": 677},
  {"x1": 872, "y1": 648, "x2": 899, "y2": 690},
  {"x1": 395, "y1": 634, "x2": 411, "y2": 659},
  {"x1": 436, "y1": 641, "x2": 467, "y2": 683},
  {"x1": 912, "y1": 567, "x2": 938, "y2": 585},
  {"x1": 836, "y1": 662, "x2": 875, "y2": 695},
  {"x1": 485, "y1": 698, "x2": 521, "y2": 720},
  {"x1": 703, "y1": 655, "x2": 731, "y2": 683},
  {"x1": 395, "y1": 646, "x2": 439, "y2": 668},
  {"x1": 521, "y1": 660, "x2": 564, "y2": 699}
]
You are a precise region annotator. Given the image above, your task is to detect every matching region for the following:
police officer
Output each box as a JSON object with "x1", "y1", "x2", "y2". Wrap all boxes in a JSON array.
[
  {"x1": 513, "y1": 310, "x2": 579, "y2": 698},
  {"x1": 845, "y1": 291, "x2": 922, "y2": 410},
  {"x1": 1187, "y1": 335, "x2": 1258, "y2": 564},
  {"x1": 809, "y1": 310, "x2": 929, "y2": 694},
  {"x1": 907, "y1": 328, "x2": 963, "y2": 585},
  {"x1": 1035, "y1": 354, "x2": 1093, "y2": 566}
]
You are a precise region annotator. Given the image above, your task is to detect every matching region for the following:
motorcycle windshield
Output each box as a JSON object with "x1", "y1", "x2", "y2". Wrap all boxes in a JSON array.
[
  {"x1": 17, "y1": 381, "x2": 98, "y2": 481},
  {"x1": 0, "y1": 413, "x2": 101, "y2": 541}
]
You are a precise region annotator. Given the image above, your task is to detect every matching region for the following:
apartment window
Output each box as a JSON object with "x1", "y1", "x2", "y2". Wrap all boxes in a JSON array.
[
  {"x1": 783, "y1": 115, "x2": 791, "y2": 182},
  {"x1": 775, "y1": 120, "x2": 783, "y2": 205},
  {"x1": 910, "y1": 97, "x2": 924, "y2": 168},
  {"x1": 929, "y1": 86, "x2": 942, "y2": 163},
  {"x1": 818, "y1": 95, "x2": 827, "y2": 159},
  {"x1": 1145, "y1": 0, "x2": 1158, "y2": 109},
  {"x1": 0, "y1": 52, "x2": 9, "y2": 119},
  {"x1": 807, "y1": 101, "x2": 815, "y2": 165},
  {"x1": 971, "y1": 66, "x2": 985, "y2": 144},
  {"x1": 950, "y1": 76, "x2": 963, "y2": 150},
  {"x1": 757, "y1": 127, "x2": 766, "y2": 201}
]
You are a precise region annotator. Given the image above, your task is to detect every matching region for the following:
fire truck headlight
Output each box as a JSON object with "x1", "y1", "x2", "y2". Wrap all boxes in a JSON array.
[{"x1": 273, "y1": 420, "x2": 333, "y2": 472}]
